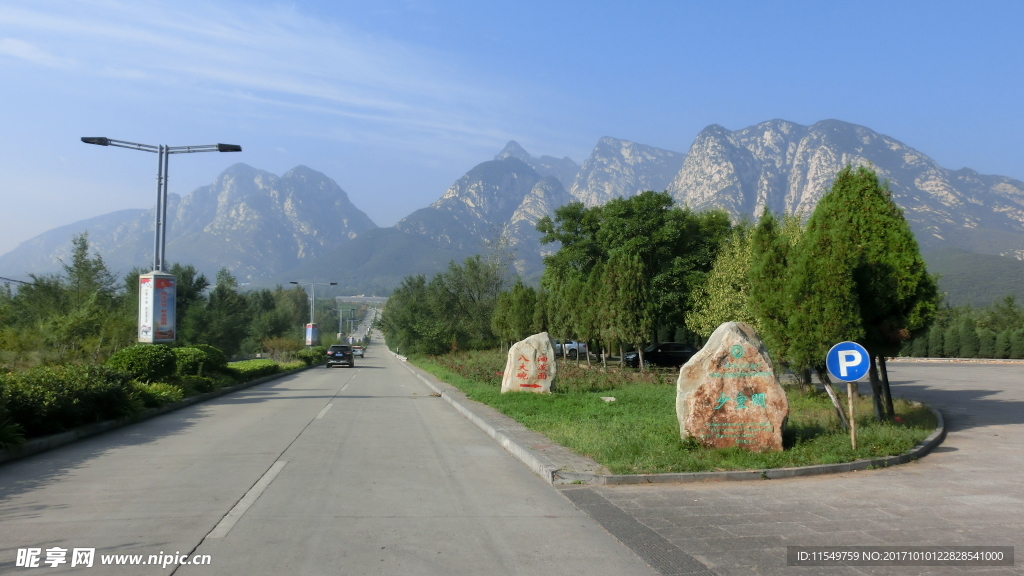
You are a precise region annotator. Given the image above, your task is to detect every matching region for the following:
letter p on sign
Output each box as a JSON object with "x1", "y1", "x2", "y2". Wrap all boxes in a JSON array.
[
  {"x1": 838, "y1": 350, "x2": 862, "y2": 377},
  {"x1": 826, "y1": 341, "x2": 870, "y2": 382}
]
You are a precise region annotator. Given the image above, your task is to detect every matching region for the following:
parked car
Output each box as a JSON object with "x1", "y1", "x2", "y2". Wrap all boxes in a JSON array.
[
  {"x1": 352, "y1": 345, "x2": 364, "y2": 357},
  {"x1": 623, "y1": 342, "x2": 698, "y2": 368},
  {"x1": 326, "y1": 344, "x2": 355, "y2": 368},
  {"x1": 553, "y1": 339, "x2": 588, "y2": 359}
]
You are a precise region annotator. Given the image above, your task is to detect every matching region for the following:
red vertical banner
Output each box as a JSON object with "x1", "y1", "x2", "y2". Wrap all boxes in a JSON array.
[{"x1": 139, "y1": 272, "x2": 176, "y2": 343}]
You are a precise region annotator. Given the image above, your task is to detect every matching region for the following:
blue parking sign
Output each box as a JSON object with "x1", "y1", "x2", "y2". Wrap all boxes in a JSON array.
[{"x1": 825, "y1": 341, "x2": 870, "y2": 382}]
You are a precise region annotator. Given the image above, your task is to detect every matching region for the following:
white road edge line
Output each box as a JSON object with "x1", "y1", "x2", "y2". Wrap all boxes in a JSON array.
[
  {"x1": 316, "y1": 403, "x2": 335, "y2": 419},
  {"x1": 205, "y1": 460, "x2": 287, "y2": 539}
]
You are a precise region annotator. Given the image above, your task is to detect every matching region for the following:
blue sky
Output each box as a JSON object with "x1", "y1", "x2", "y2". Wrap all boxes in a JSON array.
[{"x1": 1, "y1": 0, "x2": 1022, "y2": 256}]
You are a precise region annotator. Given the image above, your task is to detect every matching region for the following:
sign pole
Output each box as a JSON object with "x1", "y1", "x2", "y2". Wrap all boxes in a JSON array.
[
  {"x1": 847, "y1": 382, "x2": 857, "y2": 450},
  {"x1": 826, "y1": 341, "x2": 870, "y2": 452}
]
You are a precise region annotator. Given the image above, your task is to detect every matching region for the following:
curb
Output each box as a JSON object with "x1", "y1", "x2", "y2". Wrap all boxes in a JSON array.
[
  {"x1": 888, "y1": 358, "x2": 1024, "y2": 365},
  {"x1": 393, "y1": 353, "x2": 560, "y2": 483},
  {"x1": 0, "y1": 364, "x2": 317, "y2": 466},
  {"x1": 397, "y1": 353, "x2": 947, "y2": 486}
]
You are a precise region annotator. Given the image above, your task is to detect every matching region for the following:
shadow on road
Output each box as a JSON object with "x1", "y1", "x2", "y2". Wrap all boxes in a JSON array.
[{"x1": 0, "y1": 408, "x2": 202, "y2": 510}]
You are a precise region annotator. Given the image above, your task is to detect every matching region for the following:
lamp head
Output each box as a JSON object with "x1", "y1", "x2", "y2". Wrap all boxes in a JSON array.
[{"x1": 81, "y1": 137, "x2": 110, "y2": 146}]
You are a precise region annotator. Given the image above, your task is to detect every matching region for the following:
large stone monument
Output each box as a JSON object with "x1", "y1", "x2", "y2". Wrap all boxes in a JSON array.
[
  {"x1": 501, "y1": 332, "x2": 557, "y2": 393},
  {"x1": 676, "y1": 322, "x2": 789, "y2": 451}
]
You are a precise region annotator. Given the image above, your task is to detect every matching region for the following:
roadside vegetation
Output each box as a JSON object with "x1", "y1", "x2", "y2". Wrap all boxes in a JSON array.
[
  {"x1": 0, "y1": 233, "x2": 354, "y2": 450},
  {"x1": 0, "y1": 344, "x2": 318, "y2": 450},
  {"x1": 411, "y1": 349, "x2": 936, "y2": 474}
]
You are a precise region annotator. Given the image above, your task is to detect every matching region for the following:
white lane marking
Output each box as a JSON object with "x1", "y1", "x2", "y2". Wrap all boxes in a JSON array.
[
  {"x1": 206, "y1": 460, "x2": 287, "y2": 539},
  {"x1": 316, "y1": 403, "x2": 335, "y2": 419}
]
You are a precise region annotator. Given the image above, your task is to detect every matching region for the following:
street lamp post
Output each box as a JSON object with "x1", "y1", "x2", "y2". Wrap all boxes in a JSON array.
[
  {"x1": 82, "y1": 137, "x2": 241, "y2": 343},
  {"x1": 289, "y1": 281, "x2": 337, "y2": 346}
]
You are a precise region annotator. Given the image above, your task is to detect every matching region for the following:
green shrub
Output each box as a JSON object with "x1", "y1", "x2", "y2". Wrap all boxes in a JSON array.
[
  {"x1": 132, "y1": 382, "x2": 185, "y2": 408},
  {"x1": 295, "y1": 346, "x2": 327, "y2": 366},
  {"x1": 107, "y1": 345, "x2": 177, "y2": 382},
  {"x1": 228, "y1": 359, "x2": 280, "y2": 381},
  {"x1": 174, "y1": 347, "x2": 207, "y2": 376},
  {"x1": 189, "y1": 344, "x2": 228, "y2": 371},
  {"x1": 177, "y1": 375, "x2": 219, "y2": 395},
  {"x1": 173, "y1": 345, "x2": 228, "y2": 376},
  {"x1": 0, "y1": 365, "x2": 140, "y2": 437}
]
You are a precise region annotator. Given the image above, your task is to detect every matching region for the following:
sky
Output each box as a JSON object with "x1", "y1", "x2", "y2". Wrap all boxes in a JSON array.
[{"x1": 1, "y1": 0, "x2": 1022, "y2": 256}]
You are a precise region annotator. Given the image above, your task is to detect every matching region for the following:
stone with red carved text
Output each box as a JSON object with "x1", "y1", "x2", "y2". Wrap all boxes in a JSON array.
[
  {"x1": 501, "y1": 332, "x2": 557, "y2": 393},
  {"x1": 676, "y1": 322, "x2": 788, "y2": 451}
]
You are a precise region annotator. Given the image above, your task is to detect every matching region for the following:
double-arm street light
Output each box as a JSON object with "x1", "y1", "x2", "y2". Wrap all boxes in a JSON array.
[
  {"x1": 289, "y1": 281, "x2": 337, "y2": 345},
  {"x1": 82, "y1": 137, "x2": 242, "y2": 343},
  {"x1": 81, "y1": 137, "x2": 242, "y2": 272}
]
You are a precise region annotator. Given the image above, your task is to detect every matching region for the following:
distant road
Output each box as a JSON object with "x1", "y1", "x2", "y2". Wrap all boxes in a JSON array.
[{"x1": 335, "y1": 296, "x2": 388, "y2": 304}]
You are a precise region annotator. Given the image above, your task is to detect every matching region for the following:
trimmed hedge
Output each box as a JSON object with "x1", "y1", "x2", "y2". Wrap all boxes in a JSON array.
[
  {"x1": 189, "y1": 344, "x2": 228, "y2": 371},
  {"x1": 174, "y1": 345, "x2": 228, "y2": 376},
  {"x1": 107, "y1": 345, "x2": 176, "y2": 382},
  {"x1": 227, "y1": 359, "x2": 281, "y2": 381},
  {"x1": 0, "y1": 365, "x2": 139, "y2": 437}
]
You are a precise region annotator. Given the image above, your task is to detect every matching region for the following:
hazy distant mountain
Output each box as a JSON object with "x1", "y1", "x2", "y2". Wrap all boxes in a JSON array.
[
  {"x1": 668, "y1": 119, "x2": 1024, "y2": 259},
  {"x1": 394, "y1": 155, "x2": 573, "y2": 276},
  {"x1": 570, "y1": 137, "x2": 686, "y2": 206},
  {"x1": 495, "y1": 141, "x2": 578, "y2": 190},
  {"x1": 7, "y1": 121, "x2": 1024, "y2": 305},
  {"x1": 0, "y1": 164, "x2": 376, "y2": 281}
]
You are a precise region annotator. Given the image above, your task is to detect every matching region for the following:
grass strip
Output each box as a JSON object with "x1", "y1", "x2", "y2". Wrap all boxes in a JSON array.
[{"x1": 409, "y1": 349, "x2": 936, "y2": 474}]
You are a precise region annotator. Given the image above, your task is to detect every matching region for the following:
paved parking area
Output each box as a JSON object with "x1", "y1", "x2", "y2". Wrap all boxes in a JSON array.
[{"x1": 578, "y1": 363, "x2": 1024, "y2": 575}]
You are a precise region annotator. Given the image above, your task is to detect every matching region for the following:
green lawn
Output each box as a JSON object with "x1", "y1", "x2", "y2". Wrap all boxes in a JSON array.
[{"x1": 409, "y1": 349, "x2": 937, "y2": 474}]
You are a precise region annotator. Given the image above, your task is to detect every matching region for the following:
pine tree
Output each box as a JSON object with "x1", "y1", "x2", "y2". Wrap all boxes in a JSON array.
[
  {"x1": 785, "y1": 214, "x2": 864, "y2": 372},
  {"x1": 959, "y1": 317, "x2": 979, "y2": 358},
  {"x1": 977, "y1": 328, "x2": 996, "y2": 359},
  {"x1": 927, "y1": 326, "x2": 944, "y2": 357},
  {"x1": 911, "y1": 334, "x2": 928, "y2": 357},
  {"x1": 943, "y1": 324, "x2": 961, "y2": 358},
  {"x1": 994, "y1": 328, "x2": 1011, "y2": 359},
  {"x1": 748, "y1": 211, "x2": 801, "y2": 366},
  {"x1": 1011, "y1": 329, "x2": 1024, "y2": 359}
]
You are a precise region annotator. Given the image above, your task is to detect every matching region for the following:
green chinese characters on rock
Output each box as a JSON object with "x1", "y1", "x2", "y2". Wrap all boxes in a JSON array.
[{"x1": 676, "y1": 322, "x2": 790, "y2": 452}]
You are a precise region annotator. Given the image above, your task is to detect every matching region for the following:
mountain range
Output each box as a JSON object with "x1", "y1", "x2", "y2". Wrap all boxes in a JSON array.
[{"x1": 3, "y1": 119, "x2": 1023, "y2": 304}]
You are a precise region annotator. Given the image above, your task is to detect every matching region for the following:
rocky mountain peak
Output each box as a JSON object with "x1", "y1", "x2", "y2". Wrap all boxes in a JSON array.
[
  {"x1": 495, "y1": 141, "x2": 532, "y2": 163},
  {"x1": 570, "y1": 137, "x2": 686, "y2": 206}
]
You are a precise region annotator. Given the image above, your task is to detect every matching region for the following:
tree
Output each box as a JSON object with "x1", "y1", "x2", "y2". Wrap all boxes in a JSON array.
[
  {"x1": 943, "y1": 324, "x2": 960, "y2": 358},
  {"x1": 958, "y1": 317, "x2": 979, "y2": 358},
  {"x1": 748, "y1": 211, "x2": 803, "y2": 370},
  {"x1": 686, "y1": 223, "x2": 759, "y2": 338},
  {"x1": 927, "y1": 327, "x2": 944, "y2": 357},
  {"x1": 604, "y1": 249, "x2": 652, "y2": 370},
  {"x1": 784, "y1": 165, "x2": 938, "y2": 419},
  {"x1": 183, "y1": 268, "x2": 249, "y2": 357},
  {"x1": 977, "y1": 328, "x2": 996, "y2": 358},
  {"x1": 994, "y1": 328, "x2": 1011, "y2": 359}
]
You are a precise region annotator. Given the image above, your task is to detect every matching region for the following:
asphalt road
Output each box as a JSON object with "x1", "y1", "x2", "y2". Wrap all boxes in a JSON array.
[{"x1": 0, "y1": 348, "x2": 657, "y2": 575}]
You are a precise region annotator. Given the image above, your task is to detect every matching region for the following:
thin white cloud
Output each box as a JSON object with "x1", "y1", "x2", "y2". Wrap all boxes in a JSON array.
[
  {"x1": 0, "y1": 0, "x2": 518, "y2": 147},
  {"x1": 0, "y1": 37, "x2": 69, "y2": 67}
]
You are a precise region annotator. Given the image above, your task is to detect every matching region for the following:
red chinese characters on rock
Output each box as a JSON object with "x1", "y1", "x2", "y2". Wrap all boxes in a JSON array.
[
  {"x1": 500, "y1": 333, "x2": 557, "y2": 393},
  {"x1": 537, "y1": 356, "x2": 549, "y2": 380}
]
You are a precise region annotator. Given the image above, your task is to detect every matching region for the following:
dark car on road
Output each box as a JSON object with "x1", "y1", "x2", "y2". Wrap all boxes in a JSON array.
[
  {"x1": 326, "y1": 344, "x2": 355, "y2": 368},
  {"x1": 623, "y1": 342, "x2": 698, "y2": 368}
]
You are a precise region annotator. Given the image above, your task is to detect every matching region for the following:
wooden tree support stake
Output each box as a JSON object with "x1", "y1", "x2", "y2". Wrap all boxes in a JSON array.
[{"x1": 822, "y1": 382, "x2": 850, "y2": 431}]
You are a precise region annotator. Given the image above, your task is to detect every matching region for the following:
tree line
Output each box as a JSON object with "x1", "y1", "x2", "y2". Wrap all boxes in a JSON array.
[
  {"x1": 0, "y1": 233, "x2": 345, "y2": 370},
  {"x1": 900, "y1": 296, "x2": 1024, "y2": 358}
]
